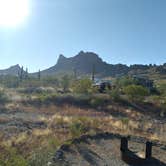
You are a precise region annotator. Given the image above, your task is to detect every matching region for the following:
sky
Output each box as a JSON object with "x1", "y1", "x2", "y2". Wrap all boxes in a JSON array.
[{"x1": 0, "y1": 0, "x2": 166, "y2": 72}]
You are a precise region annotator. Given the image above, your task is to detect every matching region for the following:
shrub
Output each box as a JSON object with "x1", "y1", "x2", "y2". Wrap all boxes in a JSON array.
[
  {"x1": 123, "y1": 85, "x2": 149, "y2": 102},
  {"x1": 28, "y1": 148, "x2": 54, "y2": 166},
  {"x1": 110, "y1": 89, "x2": 121, "y2": 102},
  {"x1": 121, "y1": 117, "x2": 129, "y2": 130},
  {"x1": 61, "y1": 75, "x2": 70, "y2": 92},
  {"x1": 27, "y1": 136, "x2": 60, "y2": 166},
  {"x1": 121, "y1": 117, "x2": 129, "y2": 125},
  {"x1": 69, "y1": 120, "x2": 86, "y2": 138},
  {"x1": 157, "y1": 81, "x2": 166, "y2": 96},
  {"x1": 0, "y1": 147, "x2": 28, "y2": 166},
  {"x1": 72, "y1": 78, "x2": 92, "y2": 94},
  {"x1": 116, "y1": 76, "x2": 137, "y2": 88},
  {"x1": 0, "y1": 91, "x2": 9, "y2": 104}
]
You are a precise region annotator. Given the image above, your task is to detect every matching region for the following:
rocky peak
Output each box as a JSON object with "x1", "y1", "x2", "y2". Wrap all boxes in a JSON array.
[
  {"x1": 57, "y1": 54, "x2": 67, "y2": 64},
  {"x1": 10, "y1": 64, "x2": 21, "y2": 70},
  {"x1": 75, "y1": 51, "x2": 102, "y2": 63}
]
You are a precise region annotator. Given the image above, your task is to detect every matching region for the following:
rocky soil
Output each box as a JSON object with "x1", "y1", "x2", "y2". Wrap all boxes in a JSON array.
[{"x1": 53, "y1": 134, "x2": 166, "y2": 166}]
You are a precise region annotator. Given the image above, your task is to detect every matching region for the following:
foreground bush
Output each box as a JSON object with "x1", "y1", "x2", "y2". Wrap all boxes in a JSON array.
[
  {"x1": 69, "y1": 118, "x2": 90, "y2": 138},
  {"x1": 0, "y1": 147, "x2": 28, "y2": 166}
]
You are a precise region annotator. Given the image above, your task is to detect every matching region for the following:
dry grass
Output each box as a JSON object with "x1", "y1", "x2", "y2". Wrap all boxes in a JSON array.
[{"x1": 0, "y1": 92, "x2": 165, "y2": 165}]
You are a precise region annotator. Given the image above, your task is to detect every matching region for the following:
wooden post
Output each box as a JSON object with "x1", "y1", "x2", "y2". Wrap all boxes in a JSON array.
[
  {"x1": 145, "y1": 141, "x2": 152, "y2": 159},
  {"x1": 120, "y1": 137, "x2": 128, "y2": 152}
]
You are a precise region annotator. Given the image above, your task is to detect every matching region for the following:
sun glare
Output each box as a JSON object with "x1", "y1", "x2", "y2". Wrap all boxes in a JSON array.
[{"x1": 0, "y1": 0, "x2": 30, "y2": 27}]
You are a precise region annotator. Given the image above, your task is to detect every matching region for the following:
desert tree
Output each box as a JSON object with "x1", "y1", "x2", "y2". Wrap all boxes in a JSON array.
[
  {"x1": 19, "y1": 66, "x2": 24, "y2": 82},
  {"x1": 61, "y1": 75, "x2": 70, "y2": 92},
  {"x1": 25, "y1": 67, "x2": 29, "y2": 79}
]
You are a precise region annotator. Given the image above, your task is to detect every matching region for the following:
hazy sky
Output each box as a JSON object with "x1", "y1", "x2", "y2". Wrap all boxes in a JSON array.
[{"x1": 0, "y1": 0, "x2": 166, "y2": 72}]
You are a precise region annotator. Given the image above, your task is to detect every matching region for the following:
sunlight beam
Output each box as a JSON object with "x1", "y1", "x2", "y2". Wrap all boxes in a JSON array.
[{"x1": 0, "y1": 0, "x2": 30, "y2": 27}]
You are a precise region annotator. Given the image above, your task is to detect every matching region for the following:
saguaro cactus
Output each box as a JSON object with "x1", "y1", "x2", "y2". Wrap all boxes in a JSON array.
[{"x1": 92, "y1": 64, "x2": 95, "y2": 82}]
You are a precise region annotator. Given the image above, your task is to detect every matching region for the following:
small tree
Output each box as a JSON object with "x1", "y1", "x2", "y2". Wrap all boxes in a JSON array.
[
  {"x1": 123, "y1": 85, "x2": 149, "y2": 102},
  {"x1": 73, "y1": 78, "x2": 92, "y2": 94},
  {"x1": 61, "y1": 75, "x2": 70, "y2": 92}
]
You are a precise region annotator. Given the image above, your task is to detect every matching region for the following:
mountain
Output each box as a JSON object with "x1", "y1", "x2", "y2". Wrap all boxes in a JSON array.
[
  {"x1": 39, "y1": 51, "x2": 129, "y2": 77},
  {"x1": 0, "y1": 64, "x2": 22, "y2": 76},
  {"x1": 0, "y1": 51, "x2": 165, "y2": 79}
]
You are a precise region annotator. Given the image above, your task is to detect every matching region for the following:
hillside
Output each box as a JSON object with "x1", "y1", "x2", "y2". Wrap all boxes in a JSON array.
[
  {"x1": 0, "y1": 51, "x2": 165, "y2": 79},
  {"x1": 39, "y1": 51, "x2": 129, "y2": 77},
  {"x1": 0, "y1": 64, "x2": 22, "y2": 76},
  {"x1": 34, "y1": 51, "x2": 166, "y2": 78}
]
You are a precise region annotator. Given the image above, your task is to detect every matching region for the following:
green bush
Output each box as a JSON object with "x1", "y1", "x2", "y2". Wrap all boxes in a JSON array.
[
  {"x1": 73, "y1": 78, "x2": 92, "y2": 94},
  {"x1": 121, "y1": 117, "x2": 129, "y2": 125},
  {"x1": 116, "y1": 76, "x2": 137, "y2": 88},
  {"x1": 110, "y1": 89, "x2": 121, "y2": 102},
  {"x1": 157, "y1": 82, "x2": 166, "y2": 96},
  {"x1": 28, "y1": 148, "x2": 54, "y2": 166},
  {"x1": 123, "y1": 85, "x2": 149, "y2": 102},
  {"x1": 28, "y1": 137, "x2": 60, "y2": 166},
  {"x1": 0, "y1": 147, "x2": 28, "y2": 166},
  {"x1": 0, "y1": 91, "x2": 9, "y2": 104},
  {"x1": 69, "y1": 120, "x2": 86, "y2": 138},
  {"x1": 61, "y1": 75, "x2": 70, "y2": 92}
]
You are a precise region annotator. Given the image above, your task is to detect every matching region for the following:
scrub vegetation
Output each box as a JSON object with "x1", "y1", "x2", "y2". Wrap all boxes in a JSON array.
[{"x1": 0, "y1": 74, "x2": 165, "y2": 165}]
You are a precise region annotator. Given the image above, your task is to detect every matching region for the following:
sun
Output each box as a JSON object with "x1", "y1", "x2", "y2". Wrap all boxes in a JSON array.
[{"x1": 0, "y1": 0, "x2": 30, "y2": 27}]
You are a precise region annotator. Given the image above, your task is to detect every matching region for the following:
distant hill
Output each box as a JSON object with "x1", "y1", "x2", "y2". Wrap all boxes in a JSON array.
[
  {"x1": 38, "y1": 51, "x2": 166, "y2": 79},
  {"x1": 0, "y1": 51, "x2": 165, "y2": 79},
  {"x1": 0, "y1": 64, "x2": 22, "y2": 76},
  {"x1": 38, "y1": 51, "x2": 129, "y2": 77}
]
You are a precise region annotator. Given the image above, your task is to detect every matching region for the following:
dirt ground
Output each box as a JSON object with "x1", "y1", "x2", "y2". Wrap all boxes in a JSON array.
[
  {"x1": 0, "y1": 91, "x2": 166, "y2": 165},
  {"x1": 53, "y1": 135, "x2": 166, "y2": 166}
]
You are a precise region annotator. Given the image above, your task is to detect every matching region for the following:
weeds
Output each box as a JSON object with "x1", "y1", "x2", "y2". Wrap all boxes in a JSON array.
[
  {"x1": 0, "y1": 147, "x2": 28, "y2": 166},
  {"x1": 69, "y1": 120, "x2": 87, "y2": 138}
]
